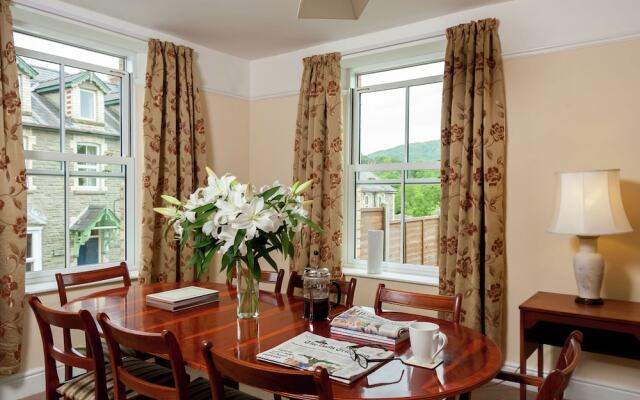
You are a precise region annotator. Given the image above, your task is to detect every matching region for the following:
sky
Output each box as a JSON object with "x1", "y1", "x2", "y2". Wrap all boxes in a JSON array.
[{"x1": 359, "y1": 81, "x2": 442, "y2": 156}]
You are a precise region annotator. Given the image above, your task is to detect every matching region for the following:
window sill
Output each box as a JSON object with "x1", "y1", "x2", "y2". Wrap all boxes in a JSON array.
[
  {"x1": 342, "y1": 266, "x2": 439, "y2": 287},
  {"x1": 71, "y1": 188, "x2": 107, "y2": 194},
  {"x1": 26, "y1": 268, "x2": 139, "y2": 295}
]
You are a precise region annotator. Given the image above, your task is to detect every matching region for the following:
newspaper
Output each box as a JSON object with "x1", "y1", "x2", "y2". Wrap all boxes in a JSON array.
[
  {"x1": 256, "y1": 332, "x2": 393, "y2": 384},
  {"x1": 330, "y1": 306, "x2": 415, "y2": 339}
]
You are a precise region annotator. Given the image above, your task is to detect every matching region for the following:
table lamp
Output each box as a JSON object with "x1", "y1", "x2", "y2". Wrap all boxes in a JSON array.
[{"x1": 549, "y1": 169, "x2": 632, "y2": 305}]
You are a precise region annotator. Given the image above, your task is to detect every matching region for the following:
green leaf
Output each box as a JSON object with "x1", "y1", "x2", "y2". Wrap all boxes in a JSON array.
[
  {"x1": 153, "y1": 207, "x2": 178, "y2": 217},
  {"x1": 293, "y1": 214, "x2": 322, "y2": 232},
  {"x1": 281, "y1": 231, "x2": 290, "y2": 260},
  {"x1": 259, "y1": 185, "x2": 280, "y2": 200},
  {"x1": 257, "y1": 247, "x2": 278, "y2": 271},
  {"x1": 193, "y1": 203, "x2": 215, "y2": 214},
  {"x1": 160, "y1": 195, "x2": 182, "y2": 206},
  {"x1": 232, "y1": 229, "x2": 246, "y2": 253}
]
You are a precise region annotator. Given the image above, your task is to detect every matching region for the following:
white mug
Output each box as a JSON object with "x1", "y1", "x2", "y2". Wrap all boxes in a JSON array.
[{"x1": 409, "y1": 322, "x2": 448, "y2": 362}]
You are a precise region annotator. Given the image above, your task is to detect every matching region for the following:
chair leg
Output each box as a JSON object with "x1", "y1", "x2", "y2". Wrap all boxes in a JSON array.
[
  {"x1": 274, "y1": 395, "x2": 282, "y2": 400},
  {"x1": 459, "y1": 393, "x2": 471, "y2": 400}
]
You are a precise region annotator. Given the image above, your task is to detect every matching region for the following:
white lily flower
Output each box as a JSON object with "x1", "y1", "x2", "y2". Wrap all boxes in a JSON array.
[
  {"x1": 233, "y1": 197, "x2": 279, "y2": 239},
  {"x1": 208, "y1": 174, "x2": 236, "y2": 199}
]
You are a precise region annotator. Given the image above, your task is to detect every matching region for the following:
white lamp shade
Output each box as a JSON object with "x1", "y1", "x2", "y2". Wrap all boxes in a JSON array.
[{"x1": 549, "y1": 169, "x2": 632, "y2": 236}]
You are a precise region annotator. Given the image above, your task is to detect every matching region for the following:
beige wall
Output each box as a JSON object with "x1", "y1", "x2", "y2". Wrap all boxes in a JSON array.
[{"x1": 247, "y1": 39, "x2": 640, "y2": 391}]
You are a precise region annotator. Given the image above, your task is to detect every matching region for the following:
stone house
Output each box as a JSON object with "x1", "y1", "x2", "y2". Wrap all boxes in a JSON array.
[{"x1": 18, "y1": 56, "x2": 125, "y2": 272}]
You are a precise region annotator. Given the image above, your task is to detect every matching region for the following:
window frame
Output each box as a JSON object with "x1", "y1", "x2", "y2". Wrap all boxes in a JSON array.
[
  {"x1": 79, "y1": 88, "x2": 97, "y2": 121},
  {"x1": 17, "y1": 34, "x2": 135, "y2": 286},
  {"x1": 345, "y1": 61, "x2": 443, "y2": 279}
]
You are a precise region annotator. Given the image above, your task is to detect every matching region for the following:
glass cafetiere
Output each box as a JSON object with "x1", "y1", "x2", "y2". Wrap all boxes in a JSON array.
[{"x1": 302, "y1": 267, "x2": 341, "y2": 321}]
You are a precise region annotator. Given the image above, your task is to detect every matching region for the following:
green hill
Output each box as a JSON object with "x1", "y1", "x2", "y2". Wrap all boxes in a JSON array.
[{"x1": 363, "y1": 140, "x2": 440, "y2": 163}]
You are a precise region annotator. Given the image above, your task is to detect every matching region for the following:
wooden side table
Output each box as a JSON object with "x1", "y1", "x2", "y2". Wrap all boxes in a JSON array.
[{"x1": 519, "y1": 291, "x2": 640, "y2": 400}]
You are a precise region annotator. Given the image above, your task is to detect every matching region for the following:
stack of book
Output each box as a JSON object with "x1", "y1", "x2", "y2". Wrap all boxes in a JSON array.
[
  {"x1": 330, "y1": 306, "x2": 415, "y2": 347},
  {"x1": 145, "y1": 286, "x2": 219, "y2": 311}
]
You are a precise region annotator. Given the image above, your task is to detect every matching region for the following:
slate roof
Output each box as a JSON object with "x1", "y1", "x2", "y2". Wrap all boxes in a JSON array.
[{"x1": 18, "y1": 56, "x2": 121, "y2": 137}]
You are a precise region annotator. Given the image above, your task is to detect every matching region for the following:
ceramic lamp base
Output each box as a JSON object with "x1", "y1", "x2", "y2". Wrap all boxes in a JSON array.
[
  {"x1": 573, "y1": 236, "x2": 605, "y2": 306},
  {"x1": 575, "y1": 296, "x2": 604, "y2": 305}
]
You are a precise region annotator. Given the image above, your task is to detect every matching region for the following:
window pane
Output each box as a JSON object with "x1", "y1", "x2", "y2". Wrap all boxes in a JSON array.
[
  {"x1": 26, "y1": 162, "x2": 65, "y2": 271},
  {"x1": 409, "y1": 83, "x2": 442, "y2": 163},
  {"x1": 64, "y1": 66, "x2": 122, "y2": 155},
  {"x1": 359, "y1": 88, "x2": 405, "y2": 164},
  {"x1": 357, "y1": 170, "x2": 401, "y2": 181},
  {"x1": 359, "y1": 62, "x2": 444, "y2": 87},
  {"x1": 404, "y1": 184, "x2": 441, "y2": 266},
  {"x1": 406, "y1": 169, "x2": 440, "y2": 180},
  {"x1": 68, "y1": 165, "x2": 126, "y2": 267},
  {"x1": 80, "y1": 90, "x2": 96, "y2": 120},
  {"x1": 15, "y1": 32, "x2": 124, "y2": 70},
  {"x1": 19, "y1": 56, "x2": 61, "y2": 152},
  {"x1": 355, "y1": 183, "x2": 401, "y2": 263}
]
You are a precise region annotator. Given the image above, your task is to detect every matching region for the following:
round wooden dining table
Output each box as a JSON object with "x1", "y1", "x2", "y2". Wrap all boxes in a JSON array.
[{"x1": 61, "y1": 282, "x2": 502, "y2": 400}]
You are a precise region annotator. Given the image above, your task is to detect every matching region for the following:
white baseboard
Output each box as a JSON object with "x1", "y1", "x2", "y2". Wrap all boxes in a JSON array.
[
  {"x1": 2, "y1": 361, "x2": 639, "y2": 400},
  {"x1": 500, "y1": 362, "x2": 640, "y2": 400},
  {"x1": 0, "y1": 364, "x2": 63, "y2": 400}
]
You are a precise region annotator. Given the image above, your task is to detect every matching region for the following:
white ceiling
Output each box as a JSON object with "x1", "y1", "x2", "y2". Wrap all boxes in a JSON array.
[{"x1": 57, "y1": 0, "x2": 505, "y2": 59}]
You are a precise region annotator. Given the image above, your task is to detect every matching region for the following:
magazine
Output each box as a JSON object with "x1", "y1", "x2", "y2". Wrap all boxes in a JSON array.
[
  {"x1": 330, "y1": 306, "x2": 415, "y2": 340},
  {"x1": 256, "y1": 332, "x2": 393, "y2": 384}
]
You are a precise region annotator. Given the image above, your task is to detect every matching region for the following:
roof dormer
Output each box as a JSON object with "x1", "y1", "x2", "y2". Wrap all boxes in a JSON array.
[
  {"x1": 34, "y1": 70, "x2": 109, "y2": 125},
  {"x1": 17, "y1": 56, "x2": 37, "y2": 115}
]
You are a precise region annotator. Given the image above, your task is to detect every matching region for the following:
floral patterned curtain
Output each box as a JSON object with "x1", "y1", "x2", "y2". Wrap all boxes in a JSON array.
[
  {"x1": 0, "y1": 0, "x2": 27, "y2": 376},
  {"x1": 139, "y1": 39, "x2": 207, "y2": 284},
  {"x1": 291, "y1": 53, "x2": 343, "y2": 277},
  {"x1": 438, "y1": 19, "x2": 506, "y2": 346}
]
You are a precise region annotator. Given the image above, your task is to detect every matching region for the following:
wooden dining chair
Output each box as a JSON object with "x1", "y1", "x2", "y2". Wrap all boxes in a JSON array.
[
  {"x1": 286, "y1": 270, "x2": 357, "y2": 308},
  {"x1": 55, "y1": 262, "x2": 131, "y2": 306},
  {"x1": 55, "y1": 262, "x2": 141, "y2": 379},
  {"x1": 226, "y1": 268, "x2": 285, "y2": 293},
  {"x1": 98, "y1": 313, "x2": 256, "y2": 400},
  {"x1": 496, "y1": 330, "x2": 583, "y2": 400},
  {"x1": 201, "y1": 340, "x2": 333, "y2": 400},
  {"x1": 373, "y1": 283, "x2": 463, "y2": 323},
  {"x1": 29, "y1": 295, "x2": 173, "y2": 400}
]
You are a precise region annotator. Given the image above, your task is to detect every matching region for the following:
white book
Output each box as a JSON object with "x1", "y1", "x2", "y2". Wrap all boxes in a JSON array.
[
  {"x1": 146, "y1": 286, "x2": 219, "y2": 306},
  {"x1": 146, "y1": 297, "x2": 218, "y2": 312}
]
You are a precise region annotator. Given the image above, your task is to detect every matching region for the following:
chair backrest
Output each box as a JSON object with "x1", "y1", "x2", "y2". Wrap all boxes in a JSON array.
[
  {"x1": 97, "y1": 313, "x2": 190, "y2": 400},
  {"x1": 226, "y1": 268, "x2": 285, "y2": 293},
  {"x1": 537, "y1": 330, "x2": 583, "y2": 400},
  {"x1": 373, "y1": 283, "x2": 462, "y2": 323},
  {"x1": 28, "y1": 295, "x2": 107, "y2": 400},
  {"x1": 55, "y1": 262, "x2": 131, "y2": 306},
  {"x1": 286, "y1": 271, "x2": 357, "y2": 308},
  {"x1": 201, "y1": 341, "x2": 333, "y2": 400}
]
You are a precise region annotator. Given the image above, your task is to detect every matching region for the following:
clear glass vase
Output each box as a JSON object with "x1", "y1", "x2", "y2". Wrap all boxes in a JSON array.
[{"x1": 236, "y1": 261, "x2": 260, "y2": 319}]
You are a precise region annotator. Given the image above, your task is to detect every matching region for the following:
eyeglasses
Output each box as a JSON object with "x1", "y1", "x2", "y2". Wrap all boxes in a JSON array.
[{"x1": 347, "y1": 344, "x2": 395, "y2": 369}]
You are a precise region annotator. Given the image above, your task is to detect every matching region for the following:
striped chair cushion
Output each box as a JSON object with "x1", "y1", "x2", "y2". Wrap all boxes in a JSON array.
[
  {"x1": 56, "y1": 357, "x2": 174, "y2": 400},
  {"x1": 187, "y1": 378, "x2": 261, "y2": 400}
]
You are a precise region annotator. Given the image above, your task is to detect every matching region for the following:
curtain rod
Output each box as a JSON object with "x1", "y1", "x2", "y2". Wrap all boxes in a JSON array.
[
  {"x1": 13, "y1": 0, "x2": 149, "y2": 44},
  {"x1": 341, "y1": 32, "x2": 446, "y2": 58}
]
